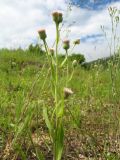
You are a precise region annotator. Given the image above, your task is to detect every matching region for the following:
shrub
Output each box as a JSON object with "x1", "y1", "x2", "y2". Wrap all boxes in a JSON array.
[{"x1": 69, "y1": 53, "x2": 85, "y2": 64}]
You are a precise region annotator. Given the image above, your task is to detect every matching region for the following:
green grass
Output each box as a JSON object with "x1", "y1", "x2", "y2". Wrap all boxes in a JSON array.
[{"x1": 0, "y1": 50, "x2": 120, "y2": 159}]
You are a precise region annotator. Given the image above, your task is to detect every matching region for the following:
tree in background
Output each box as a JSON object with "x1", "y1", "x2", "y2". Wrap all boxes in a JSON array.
[
  {"x1": 69, "y1": 53, "x2": 85, "y2": 64},
  {"x1": 28, "y1": 43, "x2": 44, "y2": 54}
]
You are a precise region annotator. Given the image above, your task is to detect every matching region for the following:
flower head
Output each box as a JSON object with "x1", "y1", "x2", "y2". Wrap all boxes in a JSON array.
[
  {"x1": 38, "y1": 29, "x2": 47, "y2": 41},
  {"x1": 64, "y1": 87, "x2": 73, "y2": 99},
  {"x1": 63, "y1": 40, "x2": 70, "y2": 51},
  {"x1": 73, "y1": 39, "x2": 80, "y2": 45},
  {"x1": 49, "y1": 48, "x2": 54, "y2": 56},
  {"x1": 72, "y1": 60, "x2": 77, "y2": 68},
  {"x1": 52, "y1": 11, "x2": 63, "y2": 25}
]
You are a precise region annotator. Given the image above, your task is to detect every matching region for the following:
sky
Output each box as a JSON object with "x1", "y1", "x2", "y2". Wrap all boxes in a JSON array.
[{"x1": 0, "y1": 0, "x2": 120, "y2": 61}]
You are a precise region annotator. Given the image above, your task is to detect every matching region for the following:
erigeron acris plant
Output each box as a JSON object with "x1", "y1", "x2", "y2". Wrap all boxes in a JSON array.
[{"x1": 38, "y1": 11, "x2": 80, "y2": 160}]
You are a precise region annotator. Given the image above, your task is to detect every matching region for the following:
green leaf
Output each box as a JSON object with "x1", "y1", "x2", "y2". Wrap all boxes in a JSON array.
[
  {"x1": 60, "y1": 56, "x2": 67, "y2": 68},
  {"x1": 43, "y1": 106, "x2": 53, "y2": 136},
  {"x1": 55, "y1": 122, "x2": 64, "y2": 160},
  {"x1": 57, "y1": 101, "x2": 64, "y2": 118}
]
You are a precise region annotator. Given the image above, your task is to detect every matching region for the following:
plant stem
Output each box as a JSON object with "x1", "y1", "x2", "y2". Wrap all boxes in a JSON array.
[
  {"x1": 66, "y1": 49, "x2": 69, "y2": 87},
  {"x1": 55, "y1": 23, "x2": 59, "y2": 112},
  {"x1": 54, "y1": 23, "x2": 59, "y2": 160}
]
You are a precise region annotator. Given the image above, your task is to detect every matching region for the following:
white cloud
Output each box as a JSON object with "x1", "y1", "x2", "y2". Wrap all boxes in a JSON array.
[
  {"x1": 0, "y1": 0, "x2": 120, "y2": 61},
  {"x1": 65, "y1": 2, "x2": 120, "y2": 61}
]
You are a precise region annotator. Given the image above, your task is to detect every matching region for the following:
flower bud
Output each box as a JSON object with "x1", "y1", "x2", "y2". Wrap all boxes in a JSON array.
[
  {"x1": 52, "y1": 11, "x2": 63, "y2": 25},
  {"x1": 49, "y1": 48, "x2": 54, "y2": 56},
  {"x1": 63, "y1": 40, "x2": 70, "y2": 51},
  {"x1": 58, "y1": 12, "x2": 63, "y2": 24},
  {"x1": 72, "y1": 60, "x2": 77, "y2": 67},
  {"x1": 38, "y1": 29, "x2": 47, "y2": 41},
  {"x1": 64, "y1": 87, "x2": 73, "y2": 99},
  {"x1": 73, "y1": 39, "x2": 80, "y2": 45}
]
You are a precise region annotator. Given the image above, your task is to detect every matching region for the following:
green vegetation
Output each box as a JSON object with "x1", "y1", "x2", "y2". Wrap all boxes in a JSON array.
[
  {"x1": 0, "y1": 48, "x2": 120, "y2": 159},
  {"x1": 0, "y1": 7, "x2": 120, "y2": 160}
]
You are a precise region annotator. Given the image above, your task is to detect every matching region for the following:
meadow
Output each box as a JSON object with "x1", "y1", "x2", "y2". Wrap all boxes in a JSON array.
[
  {"x1": 0, "y1": 47, "x2": 120, "y2": 160},
  {"x1": 0, "y1": 8, "x2": 120, "y2": 160}
]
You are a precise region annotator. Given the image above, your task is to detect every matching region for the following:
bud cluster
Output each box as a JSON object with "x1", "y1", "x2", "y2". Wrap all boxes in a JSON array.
[
  {"x1": 63, "y1": 40, "x2": 70, "y2": 51},
  {"x1": 38, "y1": 29, "x2": 47, "y2": 41},
  {"x1": 73, "y1": 39, "x2": 80, "y2": 45},
  {"x1": 64, "y1": 87, "x2": 73, "y2": 99},
  {"x1": 72, "y1": 60, "x2": 77, "y2": 68},
  {"x1": 52, "y1": 11, "x2": 63, "y2": 25}
]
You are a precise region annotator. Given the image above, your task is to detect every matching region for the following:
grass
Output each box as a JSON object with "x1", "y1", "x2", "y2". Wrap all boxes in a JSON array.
[
  {"x1": 0, "y1": 49, "x2": 120, "y2": 159},
  {"x1": 0, "y1": 7, "x2": 120, "y2": 160}
]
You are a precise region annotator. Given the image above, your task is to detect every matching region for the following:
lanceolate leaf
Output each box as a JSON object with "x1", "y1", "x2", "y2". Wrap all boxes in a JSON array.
[
  {"x1": 60, "y1": 56, "x2": 67, "y2": 68},
  {"x1": 55, "y1": 122, "x2": 64, "y2": 160},
  {"x1": 43, "y1": 106, "x2": 53, "y2": 136}
]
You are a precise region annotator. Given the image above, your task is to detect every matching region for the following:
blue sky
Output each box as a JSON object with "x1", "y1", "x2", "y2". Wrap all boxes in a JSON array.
[
  {"x1": 0, "y1": 0, "x2": 120, "y2": 61},
  {"x1": 70, "y1": 0, "x2": 120, "y2": 10}
]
